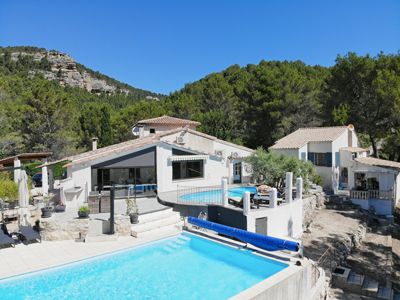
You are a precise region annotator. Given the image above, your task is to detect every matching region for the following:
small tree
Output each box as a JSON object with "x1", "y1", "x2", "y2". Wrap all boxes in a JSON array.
[
  {"x1": 0, "y1": 172, "x2": 18, "y2": 202},
  {"x1": 245, "y1": 147, "x2": 321, "y2": 190}
]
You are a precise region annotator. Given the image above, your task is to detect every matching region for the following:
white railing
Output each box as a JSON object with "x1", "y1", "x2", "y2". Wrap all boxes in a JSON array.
[{"x1": 350, "y1": 190, "x2": 393, "y2": 200}]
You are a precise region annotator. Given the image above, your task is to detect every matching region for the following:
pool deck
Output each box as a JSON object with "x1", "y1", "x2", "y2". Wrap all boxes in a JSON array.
[{"x1": 0, "y1": 229, "x2": 180, "y2": 280}]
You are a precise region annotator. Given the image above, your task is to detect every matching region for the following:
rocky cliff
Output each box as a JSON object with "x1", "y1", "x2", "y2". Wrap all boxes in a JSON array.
[{"x1": 1, "y1": 46, "x2": 162, "y2": 98}]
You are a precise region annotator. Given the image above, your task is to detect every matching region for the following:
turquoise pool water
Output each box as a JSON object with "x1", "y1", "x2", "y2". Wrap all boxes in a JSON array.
[
  {"x1": 0, "y1": 233, "x2": 287, "y2": 300},
  {"x1": 180, "y1": 186, "x2": 257, "y2": 203}
]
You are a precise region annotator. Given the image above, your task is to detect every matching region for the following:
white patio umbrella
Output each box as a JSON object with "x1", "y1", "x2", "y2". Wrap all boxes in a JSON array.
[
  {"x1": 332, "y1": 166, "x2": 339, "y2": 194},
  {"x1": 18, "y1": 170, "x2": 30, "y2": 226}
]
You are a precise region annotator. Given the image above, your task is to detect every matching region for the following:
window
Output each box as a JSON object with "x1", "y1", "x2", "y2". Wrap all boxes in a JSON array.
[
  {"x1": 308, "y1": 152, "x2": 332, "y2": 167},
  {"x1": 149, "y1": 128, "x2": 156, "y2": 134},
  {"x1": 172, "y1": 160, "x2": 204, "y2": 180}
]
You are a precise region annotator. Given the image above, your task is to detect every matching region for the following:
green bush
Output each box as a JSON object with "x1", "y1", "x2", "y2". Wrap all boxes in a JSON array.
[
  {"x1": 0, "y1": 172, "x2": 18, "y2": 202},
  {"x1": 78, "y1": 205, "x2": 90, "y2": 213},
  {"x1": 245, "y1": 147, "x2": 321, "y2": 190}
]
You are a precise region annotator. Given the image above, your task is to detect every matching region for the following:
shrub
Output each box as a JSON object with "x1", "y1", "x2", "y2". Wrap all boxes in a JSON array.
[
  {"x1": 245, "y1": 147, "x2": 321, "y2": 190},
  {"x1": 0, "y1": 172, "x2": 18, "y2": 202},
  {"x1": 78, "y1": 205, "x2": 90, "y2": 213}
]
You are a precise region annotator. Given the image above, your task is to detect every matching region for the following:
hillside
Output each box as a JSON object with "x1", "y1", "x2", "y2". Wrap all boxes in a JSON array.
[
  {"x1": 0, "y1": 48, "x2": 399, "y2": 162},
  {"x1": 0, "y1": 46, "x2": 163, "y2": 100}
]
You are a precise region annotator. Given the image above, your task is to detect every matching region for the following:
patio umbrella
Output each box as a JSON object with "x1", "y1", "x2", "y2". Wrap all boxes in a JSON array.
[
  {"x1": 332, "y1": 166, "x2": 339, "y2": 194},
  {"x1": 18, "y1": 170, "x2": 30, "y2": 226}
]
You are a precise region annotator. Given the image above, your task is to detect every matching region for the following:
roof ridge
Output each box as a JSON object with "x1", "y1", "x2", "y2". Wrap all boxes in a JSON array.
[{"x1": 297, "y1": 126, "x2": 348, "y2": 130}]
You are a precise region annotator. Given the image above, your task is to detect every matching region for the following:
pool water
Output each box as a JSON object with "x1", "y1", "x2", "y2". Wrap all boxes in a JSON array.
[
  {"x1": 0, "y1": 233, "x2": 287, "y2": 300},
  {"x1": 181, "y1": 186, "x2": 257, "y2": 203}
]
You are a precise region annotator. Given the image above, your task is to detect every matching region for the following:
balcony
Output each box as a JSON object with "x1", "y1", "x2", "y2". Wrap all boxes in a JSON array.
[{"x1": 350, "y1": 190, "x2": 393, "y2": 201}]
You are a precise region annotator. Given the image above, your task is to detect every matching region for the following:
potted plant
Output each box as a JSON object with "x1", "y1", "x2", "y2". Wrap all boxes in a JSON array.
[
  {"x1": 126, "y1": 197, "x2": 139, "y2": 224},
  {"x1": 41, "y1": 196, "x2": 54, "y2": 218},
  {"x1": 55, "y1": 200, "x2": 66, "y2": 212},
  {"x1": 78, "y1": 205, "x2": 90, "y2": 218}
]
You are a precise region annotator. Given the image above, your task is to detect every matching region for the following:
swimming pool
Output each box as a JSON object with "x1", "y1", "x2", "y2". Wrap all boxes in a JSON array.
[
  {"x1": 0, "y1": 232, "x2": 287, "y2": 300},
  {"x1": 180, "y1": 186, "x2": 257, "y2": 204}
]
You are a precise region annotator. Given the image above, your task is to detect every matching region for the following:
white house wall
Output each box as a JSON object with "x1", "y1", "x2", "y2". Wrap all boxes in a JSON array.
[
  {"x1": 142, "y1": 124, "x2": 197, "y2": 137},
  {"x1": 271, "y1": 148, "x2": 300, "y2": 159},
  {"x1": 161, "y1": 132, "x2": 214, "y2": 154},
  {"x1": 308, "y1": 141, "x2": 331, "y2": 153},
  {"x1": 332, "y1": 131, "x2": 349, "y2": 167},
  {"x1": 396, "y1": 173, "x2": 400, "y2": 205},
  {"x1": 156, "y1": 143, "x2": 230, "y2": 193},
  {"x1": 339, "y1": 150, "x2": 356, "y2": 188},
  {"x1": 246, "y1": 199, "x2": 303, "y2": 239}
]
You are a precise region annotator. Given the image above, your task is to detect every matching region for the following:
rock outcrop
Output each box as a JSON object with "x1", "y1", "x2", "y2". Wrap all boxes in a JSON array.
[{"x1": 12, "y1": 50, "x2": 130, "y2": 95}]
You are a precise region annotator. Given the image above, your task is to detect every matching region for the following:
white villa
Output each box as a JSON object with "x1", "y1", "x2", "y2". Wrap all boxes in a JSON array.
[
  {"x1": 271, "y1": 125, "x2": 400, "y2": 216},
  {"x1": 44, "y1": 116, "x2": 253, "y2": 209},
  {"x1": 270, "y1": 125, "x2": 359, "y2": 189}
]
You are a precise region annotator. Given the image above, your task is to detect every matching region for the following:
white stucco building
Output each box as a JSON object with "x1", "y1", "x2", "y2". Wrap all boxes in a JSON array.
[
  {"x1": 46, "y1": 116, "x2": 253, "y2": 209},
  {"x1": 271, "y1": 125, "x2": 400, "y2": 216},
  {"x1": 270, "y1": 125, "x2": 358, "y2": 190}
]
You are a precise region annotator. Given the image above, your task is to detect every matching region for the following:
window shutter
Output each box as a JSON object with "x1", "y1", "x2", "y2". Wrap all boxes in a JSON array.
[
  {"x1": 325, "y1": 152, "x2": 332, "y2": 167},
  {"x1": 301, "y1": 152, "x2": 306, "y2": 160},
  {"x1": 308, "y1": 152, "x2": 315, "y2": 164},
  {"x1": 335, "y1": 152, "x2": 340, "y2": 166}
]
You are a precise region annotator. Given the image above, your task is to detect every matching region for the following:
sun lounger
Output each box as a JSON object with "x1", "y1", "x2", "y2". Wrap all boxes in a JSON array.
[
  {"x1": 228, "y1": 196, "x2": 242, "y2": 206},
  {"x1": 0, "y1": 224, "x2": 15, "y2": 248},
  {"x1": 0, "y1": 230, "x2": 15, "y2": 248},
  {"x1": 228, "y1": 194, "x2": 258, "y2": 209},
  {"x1": 18, "y1": 226, "x2": 41, "y2": 244}
]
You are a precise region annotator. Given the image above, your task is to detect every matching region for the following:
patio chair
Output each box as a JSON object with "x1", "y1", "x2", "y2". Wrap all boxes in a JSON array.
[
  {"x1": 0, "y1": 224, "x2": 15, "y2": 248},
  {"x1": 228, "y1": 194, "x2": 258, "y2": 209},
  {"x1": 18, "y1": 225, "x2": 41, "y2": 244}
]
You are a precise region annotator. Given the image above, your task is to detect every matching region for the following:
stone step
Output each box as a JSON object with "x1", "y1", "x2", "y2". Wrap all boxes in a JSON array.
[
  {"x1": 362, "y1": 278, "x2": 379, "y2": 297},
  {"x1": 134, "y1": 223, "x2": 182, "y2": 240},
  {"x1": 138, "y1": 208, "x2": 179, "y2": 224},
  {"x1": 131, "y1": 214, "x2": 182, "y2": 236}
]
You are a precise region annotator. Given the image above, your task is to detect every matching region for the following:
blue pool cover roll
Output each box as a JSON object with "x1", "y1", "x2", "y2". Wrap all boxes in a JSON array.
[{"x1": 188, "y1": 217, "x2": 299, "y2": 252}]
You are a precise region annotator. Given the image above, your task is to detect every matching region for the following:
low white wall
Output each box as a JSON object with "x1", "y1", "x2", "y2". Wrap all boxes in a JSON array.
[
  {"x1": 233, "y1": 260, "x2": 326, "y2": 300},
  {"x1": 246, "y1": 199, "x2": 303, "y2": 239},
  {"x1": 351, "y1": 198, "x2": 393, "y2": 215}
]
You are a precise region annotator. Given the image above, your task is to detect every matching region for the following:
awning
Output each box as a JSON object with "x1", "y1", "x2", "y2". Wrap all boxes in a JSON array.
[
  {"x1": 168, "y1": 155, "x2": 208, "y2": 162},
  {"x1": 353, "y1": 169, "x2": 394, "y2": 174}
]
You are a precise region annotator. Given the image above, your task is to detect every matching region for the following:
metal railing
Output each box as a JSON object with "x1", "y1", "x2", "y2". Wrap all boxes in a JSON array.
[
  {"x1": 98, "y1": 184, "x2": 157, "y2": 199},
  {"x1": 177, "y1": 185, "x2": 223, "y2": 205},
  {"x1": 350, "y1": 190, "x2": 393, "y2": 200}
]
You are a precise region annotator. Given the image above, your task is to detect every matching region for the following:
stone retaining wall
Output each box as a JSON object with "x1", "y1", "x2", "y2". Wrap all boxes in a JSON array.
[
  {"x1": 303, "y1": 190, "x2": 326, "y2": 230},
  {"x1": 40, "y1": 218, "x2": 89, "y2": 241},
  {"x1": 39, "y1": 214, "x2": 132, "y2": 241}
]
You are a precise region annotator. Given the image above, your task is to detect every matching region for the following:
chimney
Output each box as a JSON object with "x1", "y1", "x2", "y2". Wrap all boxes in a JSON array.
[{"x1": 92, "y1": 137, "x2": 98, "y2": 151}]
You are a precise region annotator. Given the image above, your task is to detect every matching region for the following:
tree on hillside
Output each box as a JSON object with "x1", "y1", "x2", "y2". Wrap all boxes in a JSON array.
[
  {"x1": 111, "y1": 100, "x2": 168, "y2": 143},
  {"x1": 324, "y1": 52, "x2": 400, "y2": 157},
  {"x1": 13, "y1": 79, "x2": 77, "y2": 158}
]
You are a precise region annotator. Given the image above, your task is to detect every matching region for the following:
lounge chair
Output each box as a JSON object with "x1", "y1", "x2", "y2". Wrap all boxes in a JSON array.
[
  {"x1": 18, "y1": 225, "x2": 41, "y2": 244},
  {"x1": 0, "y1": 224, "x2": 15, "y2": 248},
  {"x1": 228, "y1": 194, "x2": 258, "y2": 209}
]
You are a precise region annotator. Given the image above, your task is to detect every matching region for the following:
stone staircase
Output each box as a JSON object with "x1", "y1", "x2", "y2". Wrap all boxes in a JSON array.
[
  {"x1": 131, "y1": 208, "x2": 182, "y2": 238},
  {"x1": 332, "y1": 266, "x2": 394, "y2": 299}
]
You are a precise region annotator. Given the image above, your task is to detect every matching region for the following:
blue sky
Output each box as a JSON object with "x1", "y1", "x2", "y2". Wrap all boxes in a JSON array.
[{"x1": 1, "y1": 0, "x2": 399, "y2": 94}]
